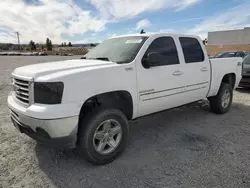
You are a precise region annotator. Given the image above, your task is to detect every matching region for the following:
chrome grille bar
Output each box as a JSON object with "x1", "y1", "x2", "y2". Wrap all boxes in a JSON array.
[{"x1": 13, "y1": 78, "x2": 30, "y2": 105}]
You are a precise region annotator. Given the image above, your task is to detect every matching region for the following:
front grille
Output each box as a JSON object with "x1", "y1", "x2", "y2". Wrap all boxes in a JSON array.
[{"x1": 13, "y1": 78, "x2": 30, "y2": 105}]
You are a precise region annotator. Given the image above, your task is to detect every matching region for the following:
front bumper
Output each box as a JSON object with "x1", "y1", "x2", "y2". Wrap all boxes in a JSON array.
[
  {"x1": 11, "y1": 116, "x2": 77, "y2": 148},
  {"x1": 9, "y1": 108, "x2": 79, "y2": 148}
]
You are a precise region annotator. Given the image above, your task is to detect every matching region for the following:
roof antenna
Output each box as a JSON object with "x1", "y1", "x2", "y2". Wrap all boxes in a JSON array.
[{"x1": 140, "y1": 29, "x2": 145, "y2": 34}]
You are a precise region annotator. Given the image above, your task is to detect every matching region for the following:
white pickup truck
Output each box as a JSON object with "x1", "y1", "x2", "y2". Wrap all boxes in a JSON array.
[{"x1": 8, "y1": 33, "x2": 242, "y2": 164}]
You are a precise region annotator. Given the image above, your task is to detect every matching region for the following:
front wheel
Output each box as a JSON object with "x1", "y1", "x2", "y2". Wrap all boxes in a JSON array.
[
  {"x1": 209, "y1": 83, "x2": 233, "y2": 114},
  {"x1": 78, "y1": 108, "x2": 129, "y2": 165}
]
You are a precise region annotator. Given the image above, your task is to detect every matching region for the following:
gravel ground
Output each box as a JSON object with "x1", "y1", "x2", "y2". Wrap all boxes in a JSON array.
[{"x1": 1, "y1": 56, "x2": 250, "y2": 188}]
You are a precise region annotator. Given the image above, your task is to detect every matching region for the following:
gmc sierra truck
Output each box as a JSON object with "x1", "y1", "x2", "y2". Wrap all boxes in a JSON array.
[{"x1": 8, "y1": 33, "x2": 242, "y2": 164}]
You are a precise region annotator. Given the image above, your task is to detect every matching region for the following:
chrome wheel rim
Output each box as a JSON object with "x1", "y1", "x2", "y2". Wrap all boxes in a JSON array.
[
  {"x1": 93, "y1": 119, "x2": 123, "y2": 155},
  {"x1": 222, "y1": 89, "x2": 231, "y2": 108}
]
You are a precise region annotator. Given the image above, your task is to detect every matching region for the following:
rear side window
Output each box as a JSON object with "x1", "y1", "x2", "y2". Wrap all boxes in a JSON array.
[{"x1": 179, "y1": 37, "x2": 205, "y2": 63}]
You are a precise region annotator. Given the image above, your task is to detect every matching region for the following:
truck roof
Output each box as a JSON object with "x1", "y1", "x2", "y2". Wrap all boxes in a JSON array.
[{"x1": 110, "y1": 33, "x2": 200, "y2": 39}]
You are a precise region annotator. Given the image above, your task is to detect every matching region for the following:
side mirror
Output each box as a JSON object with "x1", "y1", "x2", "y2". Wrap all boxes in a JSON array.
[
  {"x1": 148, "y1": 52, "x2": 161, "y2": 64},
  {"x1": 142, "y1": 52, "x2": 161, "y2": 68}
]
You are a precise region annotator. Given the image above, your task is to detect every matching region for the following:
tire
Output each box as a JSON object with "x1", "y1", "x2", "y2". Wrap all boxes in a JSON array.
[
  {"x1": 209, "y1": 83, "x2": 233, "y2": 114},
  {"x1": 78, "y1": 108, "x2": 129, "y2": 165}
]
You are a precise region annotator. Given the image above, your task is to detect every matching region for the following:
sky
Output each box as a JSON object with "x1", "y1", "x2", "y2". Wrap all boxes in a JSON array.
[{"x1": 0, "y1": 0, "x2": 250, "y2": 44}]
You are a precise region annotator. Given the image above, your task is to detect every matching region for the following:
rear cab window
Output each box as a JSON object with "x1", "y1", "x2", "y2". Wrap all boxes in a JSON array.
[{"x1": 179, "y1": 37, "x2": 205, "y2": 63}]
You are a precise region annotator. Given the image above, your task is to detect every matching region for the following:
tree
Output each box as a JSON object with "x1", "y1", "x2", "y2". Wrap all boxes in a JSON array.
[
  {"x1": 46, "y1": 38, "x2": 49, "y2": 49},
  {"x1": 46, "y1": 38, "x2": 50, "y2": 50},
  {"x1": 46, "y1": 38, "x2": 53, "y2": 51},
  {"x1": 61, "y1": 42, "x2": 64, "y2": 47},
  {"x1": 29, "y1": 40, "x2": 36, "y2": 51},
  {"x1": 24, "y1": 46, "x2": 30, "y2": 51},
  {"x1": 64, "y1": 42, "x2": 66, "y2": 47},
  {"x1": 49, "y1": 39, "x2": 52, "y2": 50},
  {"x1": 68, "y1": 42, "x2": 72, "y2": 47}
]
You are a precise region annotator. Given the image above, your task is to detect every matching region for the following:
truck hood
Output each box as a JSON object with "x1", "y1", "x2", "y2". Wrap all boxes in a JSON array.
[{"x1": 13, "y1": 59, "x2": 116, "y2": 79}]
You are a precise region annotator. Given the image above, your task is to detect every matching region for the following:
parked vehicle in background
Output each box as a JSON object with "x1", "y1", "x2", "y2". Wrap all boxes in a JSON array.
[
  {"x1": 60, "y1": 53, "x2": 74, "y2": 56},
  {"x1": 23, "y1": 52, "x2": 33, "y2": 56},
  {"x1": 0, "y1": 51, "x2": 49, "y2": 56},
  {"x1": 0, "y1": 52, "x2": 8, "y2": 55},
  {"x1": 38, "y1": 52, "x2": 48, "y2": 56},
  {"x1": 31, "y1": 52, "x2": 39, "y2": 56},
  {"x1": 239, "y1": 54, "x2": 250, "y2": 88},
  {"x1": 211, "y1": 50, "x2": 248, "y2": 59},
  {"x1": 8, "y1": 33, "x2": 242, "y2": 165}
]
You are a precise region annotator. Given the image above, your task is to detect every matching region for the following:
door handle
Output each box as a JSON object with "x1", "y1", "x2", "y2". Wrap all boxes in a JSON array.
[
  {"x1": 173, "y1": 70, "x2": 184, "y2": 76},
  {"x1": 201, "y1": 67, "x2": 208, "y2": 72}
]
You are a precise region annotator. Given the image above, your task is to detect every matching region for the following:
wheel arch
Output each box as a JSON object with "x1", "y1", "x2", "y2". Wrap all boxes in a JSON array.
[
  {"x1": 208, "y1": 72, "x2": 236, "y2": 98},
  {"x1": 78, "y1": 90, "x2": 134, "y2": 123},
  {"x1": 221, "y1": 73, "x2": 236, "y2": 89}
]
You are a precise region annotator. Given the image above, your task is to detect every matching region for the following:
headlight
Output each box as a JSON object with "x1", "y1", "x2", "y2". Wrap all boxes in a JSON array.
[{"x1": 34, "y1": 82, "x2": 64, "y2": 104}]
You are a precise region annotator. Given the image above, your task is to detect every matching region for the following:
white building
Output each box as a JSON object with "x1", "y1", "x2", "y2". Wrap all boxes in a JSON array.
[{"x1": 208, "y1": 27, "x2": 250, "y2": 45}]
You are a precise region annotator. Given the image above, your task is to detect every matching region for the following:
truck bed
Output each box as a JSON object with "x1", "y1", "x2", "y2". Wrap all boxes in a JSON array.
[{"x1": 207, "y1": 57, "x2": 242, "y2": 97}]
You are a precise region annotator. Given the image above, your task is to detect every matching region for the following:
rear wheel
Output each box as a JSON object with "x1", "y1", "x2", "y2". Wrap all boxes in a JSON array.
[
  {"x1": 209, "y1": 83, "x2": 233, "y2": 114},
  {"x1": 78, "y1": 108, "x2": 129, "y2": 165}
]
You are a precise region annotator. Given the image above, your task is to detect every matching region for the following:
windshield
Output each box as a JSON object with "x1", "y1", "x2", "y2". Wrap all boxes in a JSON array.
[
  {"x1": 243, "y1": 54, "x2": 250, "y2": 64},
  {"x1": 214, "y1": 52, "x2": 237, "y2": 58},
  {"x1": 85, "y1": 36, "x2": 148, "y2": 64}
]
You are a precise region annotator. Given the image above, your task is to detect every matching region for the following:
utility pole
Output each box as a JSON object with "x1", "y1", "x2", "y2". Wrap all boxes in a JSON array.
[{"x1": 16, "y1": 31, "x2": 21, "y2": 51}]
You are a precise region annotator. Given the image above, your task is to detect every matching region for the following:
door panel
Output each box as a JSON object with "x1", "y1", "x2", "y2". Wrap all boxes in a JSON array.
[
  {"x1": 138, "y1": 65, "x2": 185, "y2": 116},
  {"x1": 137, "y1": 36, "x2": 186, "y2": 117},
  {"x1": 181, "y1": 63, "x2": 210, "y2": 102},
  {"x1": 178, "y1": 37, "x2": 210, "y2": 103}
]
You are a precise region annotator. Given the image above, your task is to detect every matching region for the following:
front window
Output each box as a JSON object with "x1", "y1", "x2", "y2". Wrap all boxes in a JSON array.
[
  {"x1": 85, "y1": 36, "x2": 148, "y2": 64},
  {"x1": 142, "y1": 37, "x2": 179, "y2": 66}
]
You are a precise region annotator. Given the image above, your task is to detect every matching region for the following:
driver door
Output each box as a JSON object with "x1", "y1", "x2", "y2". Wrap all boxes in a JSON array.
[{"x1": 136, "y1": 36, "x2": 186, "y2": 117}]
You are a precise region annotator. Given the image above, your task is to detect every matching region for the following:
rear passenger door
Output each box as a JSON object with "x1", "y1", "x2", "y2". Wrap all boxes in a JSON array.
[{"x1": 178, "y1": 37, "x2": 210, "y2": 103}]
